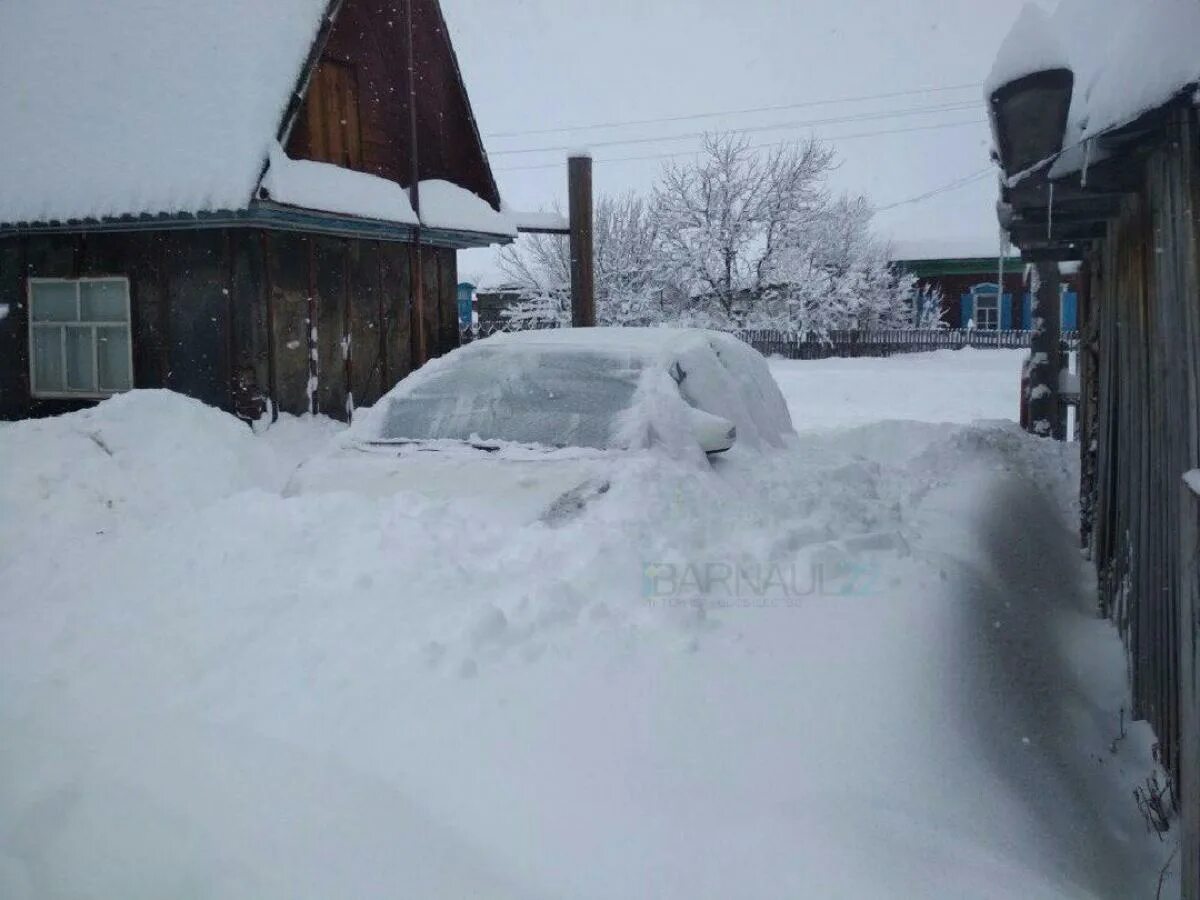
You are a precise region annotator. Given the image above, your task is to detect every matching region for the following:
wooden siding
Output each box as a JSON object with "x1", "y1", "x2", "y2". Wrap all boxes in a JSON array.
[
  {"x1": 0, "y1": 229, "x2": 456, "y2": 423},
  {"x1": 297, "y1": 57, "x2": 364, "y2": 171},
  {"x1": 1081, "y1": 105, "x2": 1200, "y2": 897},
  {"x1": 286, "y1": 0, "x2": 500, "y2": 209}
]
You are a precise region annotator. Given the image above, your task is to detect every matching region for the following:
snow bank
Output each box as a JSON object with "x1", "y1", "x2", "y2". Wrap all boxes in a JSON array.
[
  {"x1": 0, "y1": 356, "x2": 1172, "y2": 898},
  {"x1": 0, "y1": 0, "x2": 327, "y2": 224},
  {"x1": 768, "y1": 349, "x2": 1027, "y2": 430},
  {"x1": 261, "y1": 145, "x2": 418, "y2": 224},
  {"x1": 0, "y1": 391, "x2": 281, "y2": 566},
  {"x1": 417, "y1": 180, "x2": 516, "y2": 236},
  {"x1": 985, "y1": 3, "x2": 1069, "y2": 97}
]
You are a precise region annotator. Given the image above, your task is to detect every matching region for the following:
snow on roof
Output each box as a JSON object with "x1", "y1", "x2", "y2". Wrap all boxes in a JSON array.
[
  {"x1": 992, "y1": 0, "x2": 1200, "y2": 178},
  {"x1": 262, "y1": 145, "x2": 418, "y2": 225},
  {"x1": 1068, "y1": 0, "x2": 1200, "y2": 142},
  {"x1": 0, "y1": 0, "x2": 328, "y2": 225},
  {"x1": 418, "y1": 180, "x2": 517, "y2": 237},
  {"x1": 889, "y1": 239, "x2": 1016, "y2": 262},
  {"x1": 502, "y1": 206, "x2": 570, "y2": 232},
  {"x1": 984, "y1": 3, "x2": 1069, "y2": 98}
]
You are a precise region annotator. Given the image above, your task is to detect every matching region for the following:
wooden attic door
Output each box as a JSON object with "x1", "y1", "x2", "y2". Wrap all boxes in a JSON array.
[{"x1": 298, "y1": 57, "x2": 363, "y2": 170}]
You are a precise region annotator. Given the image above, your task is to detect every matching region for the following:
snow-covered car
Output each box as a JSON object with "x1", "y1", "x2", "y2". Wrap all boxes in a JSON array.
[{"x1": 287, "y1": 327, "x2": 794, "y2": 524}]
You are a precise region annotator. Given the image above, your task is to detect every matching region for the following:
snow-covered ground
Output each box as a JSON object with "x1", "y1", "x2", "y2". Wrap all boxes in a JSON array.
[
  {"x1": 0, "y1": 350, "x2": 1175, "y2": 898},
  {"x1": 769, "y1": 348, "x2": 1027, "y2": 430}
]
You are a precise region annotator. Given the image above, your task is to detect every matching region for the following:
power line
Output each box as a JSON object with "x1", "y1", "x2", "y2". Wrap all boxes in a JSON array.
[
  {"x1": 493, "y1": 118, "x2": 988, "y2": 173},
  {"x1": 484, "y1": 82, "x2": 984, "y2": 139},
  {"x1": 489, "y1": 100, "x2": 983, "y2": 158},
  {"x1": 874, "y1": 167, "x2": 995, "y2": 212}
]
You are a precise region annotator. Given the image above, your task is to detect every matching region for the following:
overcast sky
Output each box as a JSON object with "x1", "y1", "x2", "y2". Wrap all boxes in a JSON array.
[{"x1": 441, "y1": 0, "x2": 1037, "y2": 284}]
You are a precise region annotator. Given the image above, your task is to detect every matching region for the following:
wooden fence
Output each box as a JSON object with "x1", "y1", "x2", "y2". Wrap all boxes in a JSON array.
[
  {"x1": 461, "y1": 323, "x2": 1079, "y2": 359},
  {"x1": 733, "y1": 328, "x2": 1080, "y2": 359}
]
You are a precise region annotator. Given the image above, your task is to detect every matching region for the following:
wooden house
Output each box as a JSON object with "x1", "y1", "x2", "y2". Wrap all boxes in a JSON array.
[
  {"x1": 890, "y1": 240, "x2": 1080, "y2": 330},
  {"x1": 987, "y1": 4, "x2": 1200, "y2": 894},
  {"x1": 0, "y1": 0, "x2": 515, "y2": 423}
]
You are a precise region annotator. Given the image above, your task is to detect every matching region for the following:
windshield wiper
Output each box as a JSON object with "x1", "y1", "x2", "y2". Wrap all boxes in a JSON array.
[{"x1": 365, "y1": 439, "x2": 503, "y2": 453}]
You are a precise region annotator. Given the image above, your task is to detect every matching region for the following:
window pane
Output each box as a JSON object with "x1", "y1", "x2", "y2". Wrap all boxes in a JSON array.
[
  {"x1": 97, "y1": 326, "x2": 132, "y2": 392},
  {"x1": 65, "y1": 326, "x2": 95, "y2": 391},
  {"x1": 31, "y1": 282, "x2": 77, "y2": 322},
  {"x1": 32, "y1": 326, "x2": 65, "y2": 392},
  {"x1": 80, "y1": 280, "x2": 128, "y2": 322}
]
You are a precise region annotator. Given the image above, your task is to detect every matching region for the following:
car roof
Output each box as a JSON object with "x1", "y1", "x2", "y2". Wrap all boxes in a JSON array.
[{"x1": 476, "y1": 327, "x2": 731, "y2": 361}]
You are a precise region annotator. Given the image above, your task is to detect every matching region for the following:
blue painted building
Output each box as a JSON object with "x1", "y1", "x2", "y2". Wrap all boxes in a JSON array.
[
  {"x1": 891, "y1": 240, "x2": 1080, "y2": 330},
  {"x1": 960, "y1": 283, "x2": 1079, "y2": 331},
  {"x1": 457, "y1": 282, "x2": 476, "y2": 329}
]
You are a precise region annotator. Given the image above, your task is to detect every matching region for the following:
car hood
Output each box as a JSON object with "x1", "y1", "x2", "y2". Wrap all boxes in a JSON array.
[{"x1": 285, "y1": 442, "x2": 617, "y2": 526}]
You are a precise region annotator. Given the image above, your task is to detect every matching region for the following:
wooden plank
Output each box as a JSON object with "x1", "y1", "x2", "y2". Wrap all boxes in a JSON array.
[
  {"x1": 421, "y1": 243, "x2": 439, "y2": 361},
  {"x1": 313, "y1": 235, "x2": 349, "y2": 418},
  {"x1": 162, "y1": 231, "x2": 230, "y2": 411},
  {"x1": 228, "y1": 230, "x2": 270, "y2": 420},
  {"x1": 266, "y1": 232, "x2": 313, "y2": 415},
  {"x1": 379, "y1": 241, "x2": 412, "y2": 390},
  {"x1": 437, "y1": 247, "x2": 459, "y2": 357},
  {"x1": 347, "y1": 238, "x2": 382, "y2": 407},
  {"x1": 0, "y1": 238, "x2": 26, "y2": 419}
]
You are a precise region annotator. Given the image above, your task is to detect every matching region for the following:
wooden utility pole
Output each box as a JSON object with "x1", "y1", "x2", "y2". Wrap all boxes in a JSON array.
[
  {"x1": 1028, "y1": 259, "x2": 1064, "y2": 439},
  {"x1": 568, "y1": 154, "x2": 595, "y2": 327}
]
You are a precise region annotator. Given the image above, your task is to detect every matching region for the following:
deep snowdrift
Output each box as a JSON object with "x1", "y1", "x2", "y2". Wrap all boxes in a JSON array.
[{"x1": 0, "y1": 353, "x2": 1174, "y2": 898}]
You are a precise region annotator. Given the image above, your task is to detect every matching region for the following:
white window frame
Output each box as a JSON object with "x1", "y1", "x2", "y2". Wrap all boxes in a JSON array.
[
  {"x1": 971, "y1": 284, "x2": 1001, "y2": 332},
  {"x1": 28, "y1": 276, "x2": 133, "y2": 399}
]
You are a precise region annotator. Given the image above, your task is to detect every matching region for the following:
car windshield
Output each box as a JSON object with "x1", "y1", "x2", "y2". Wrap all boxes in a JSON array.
[{"x1": 379, "y1": 347, "x2": 644, "y2": 449}]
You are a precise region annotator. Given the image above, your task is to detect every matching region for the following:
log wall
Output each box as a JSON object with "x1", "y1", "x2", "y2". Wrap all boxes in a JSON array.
[
  {"x1": 1083, "y1": 105, "x2": 1200, "y2": 897},
  {"x1": 0, "y1": 229, "x2": 458, "y2": 422}
]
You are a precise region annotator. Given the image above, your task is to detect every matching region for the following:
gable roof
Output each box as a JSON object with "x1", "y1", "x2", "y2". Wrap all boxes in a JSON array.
[
  {"x1": 0, "y1": 0, "x2": 511, "y2": 241},
  {"x1": 0, "y1": 0, "x2": 330, "y2": 227}
]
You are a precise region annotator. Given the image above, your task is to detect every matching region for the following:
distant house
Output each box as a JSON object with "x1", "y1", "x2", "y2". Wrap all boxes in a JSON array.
[
  {"x1": 891, "y1": 240, "x2": 1079, "y2": 330},
  {"x1": 0, "y1": 0, "x2": 515, "y2": 422}
]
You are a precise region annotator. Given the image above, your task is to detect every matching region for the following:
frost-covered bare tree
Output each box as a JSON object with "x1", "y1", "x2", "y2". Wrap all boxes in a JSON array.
[
  {"x1": 497, "y1": 193, "x2": 668, "y2": 327},
  {"x1": 498, "y1": 132, "x2": 918, "y2": 335},
  {"x1": 651, "y1": 134, "x2": 916, "y2": 335},
  {"x1": 652, "y1": 133, "x2": 834, "y2": 323}
]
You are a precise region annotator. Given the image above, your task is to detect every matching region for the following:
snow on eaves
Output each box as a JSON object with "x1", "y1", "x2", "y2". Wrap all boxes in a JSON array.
[
  {"x1": 260, "y1": 152, "x2": 513, "y2": 236},
  {"x1": 1070, "y1": 0, "x2": 1200, "y2": 142},
  {"x1": 993, "y1": 0, "x2": 1200, "y2": 180},
  {"x1": 0, "y1": 0, "x2": 328, "y2": 226},
  {"x1": 262, "y1": 145, "x2": 418, "y2": 225},
  {"x1": 418, "y1": 180, "x2": 517, "y2": 237},
  {"x1": 984, "y1": 3, "x2": 1068, "y2": 98},
  {"x1": 501, "y1": 203, "x2": 569, "y2": 233}
]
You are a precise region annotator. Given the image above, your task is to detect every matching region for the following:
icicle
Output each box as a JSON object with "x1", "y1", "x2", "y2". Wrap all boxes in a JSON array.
[
  {"x1": 1046, "y1": 182, "x2": 1055, "y2": 241},
  {"x1": 1081, "y1": 138, "x2": 1093, "y2": 189},
  {"x1": 997, "y1": 227, "x2": 1006, "y2": 319}
]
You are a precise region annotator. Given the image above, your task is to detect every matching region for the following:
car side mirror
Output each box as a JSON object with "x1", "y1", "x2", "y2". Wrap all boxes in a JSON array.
[{"x1": 685, "y1": 406, "x2": 737, "y2": 454}]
